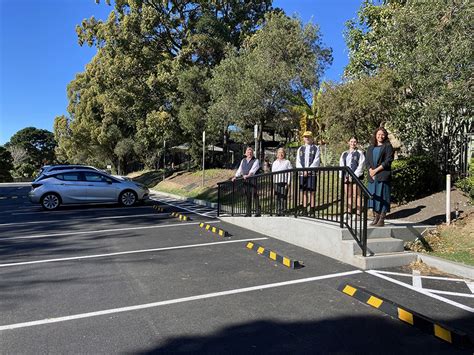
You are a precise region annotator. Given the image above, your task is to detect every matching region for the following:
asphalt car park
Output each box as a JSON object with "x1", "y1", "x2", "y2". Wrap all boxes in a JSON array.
[{"x1": 0, "y1": 184, "x2": 473, "y2": 353}]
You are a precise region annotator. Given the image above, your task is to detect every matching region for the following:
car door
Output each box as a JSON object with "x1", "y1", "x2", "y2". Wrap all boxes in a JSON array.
[
  {"x1": 53, "y1": 172, "x2": 89, "y2": 203},
  {"x1": 84, "y1": 172, "x2": 120, "y2": 202}
]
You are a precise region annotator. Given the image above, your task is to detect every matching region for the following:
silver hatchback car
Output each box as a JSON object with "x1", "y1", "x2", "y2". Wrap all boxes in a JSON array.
[{"x1": 29, "y1": 169, "x2": 149, "y2": 210}]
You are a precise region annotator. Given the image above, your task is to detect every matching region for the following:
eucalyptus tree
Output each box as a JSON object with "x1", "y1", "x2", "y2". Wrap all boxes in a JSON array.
[
  {"x1": 61, "y1": 0, "x2": 272, "y2": 169},
  {"x1": 208, "y1": 12, "x2": 332, "y2": 161}
]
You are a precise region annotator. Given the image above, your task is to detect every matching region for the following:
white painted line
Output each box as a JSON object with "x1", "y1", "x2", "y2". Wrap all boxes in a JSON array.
[
  {"x1": 150, "y1": 197, "x2": 215, "y2": 218},
  {"x1": 420, "y1": 288, "x2": 474, "y2": 298},
  {"x1": 11, "y1": 205, "x2": 148, "y2": 216},
  {"x1": 2, "y1": 221, "x2": 221, "y2": 240},
  {"x1": 0, "y1": 237, "x2": 268, "y2": 268},
  {"x1": 366, "y1": 270, "x2": 474, "y2": 313},
  {"x1": 372, "y1": 270, "x2": 467, "y2": 282},
  {"x1": 0, "y1": 270, "x2": 362, "y2": 331},
  {"x1": 0, "y1": 213, "x2": 164, "y2": 227},
  {"x1": 465, "y1": 281, "x2": 474, "y2": 294},
  {"x1": 412, "y1": 270, "x2": 422, "y2": 288}
]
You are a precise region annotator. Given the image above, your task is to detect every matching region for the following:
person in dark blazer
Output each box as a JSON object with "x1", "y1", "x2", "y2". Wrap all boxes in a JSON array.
[{"x1": 366, "y1": 127, "x2": 394, "y2": 227}]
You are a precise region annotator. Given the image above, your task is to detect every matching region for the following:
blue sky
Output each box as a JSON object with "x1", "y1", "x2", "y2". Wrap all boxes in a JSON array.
[{"x1": 0, "y1": 0, "x2": 361, "y2": 145}]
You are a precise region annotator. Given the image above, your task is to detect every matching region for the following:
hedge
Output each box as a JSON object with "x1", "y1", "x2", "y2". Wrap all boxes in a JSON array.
[{"x1": 391, "y1": 155, "x2": 443, "y2": 203}]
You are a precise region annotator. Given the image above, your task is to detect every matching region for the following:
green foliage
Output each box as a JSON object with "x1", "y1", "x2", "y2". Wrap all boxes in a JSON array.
[
  {"x1": 59, "y1": 0, "x2": 273, "y2": 170},
  {"x1": 344, "y1": 0, "x2": 473, "y2": 172},
  {"x1": 455, "y1": 159, "x2": 474, "y2": 200},
  {"x1": 6, "y1": 127, "x2": 56, "y2": 177},
  {"x1": 208, "y1": 12, "x2": 332, "y2": 160},
  {"x1": 344, "y1": 0, "x2": 406, "y2": 78},
  {"x1": 0, "y1": 146, "x2": 14, "y2": 182},
  {"x1": 391, "y1": 155, "x2": 443, "y2": 203},
  {"x1": 319, "y1": 69, "x2": 400, "y2": 144},
  {"x1": 12, "y1": 162, "x2": 37, "y2": 179}
]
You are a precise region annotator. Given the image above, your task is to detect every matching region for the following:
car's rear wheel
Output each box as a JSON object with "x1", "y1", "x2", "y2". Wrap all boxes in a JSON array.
[
  {"x1": 119, "y1": 190, "x2": 137, "y2": 207},
  {"x1": 41, "y1": 193, "x2": 61, "y2": 210}
]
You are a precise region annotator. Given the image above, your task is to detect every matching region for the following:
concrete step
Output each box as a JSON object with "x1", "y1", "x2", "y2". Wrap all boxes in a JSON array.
[
  {"x1": 345, "y1": 238, "x2": 405, "y2": 256},
  {"x1": 341, "y1": 226, "x2": 393, "y2": 240},
  {"x1": 352, "y1": 252, "x2": 418, "y2": 269}
]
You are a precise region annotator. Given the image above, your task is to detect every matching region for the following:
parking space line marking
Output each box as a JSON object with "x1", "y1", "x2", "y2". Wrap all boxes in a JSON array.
[
  {"x1": 466, "y1": 281, "x2": 474, "y2": 294},
  {"x1": 2, "y1": 221, "x2": 221, "y2": 240},
  {"x1": 419, "y1": 288, "x2": 474, "y2": 298},
  {"x1": 366, "y1": 270, "x2": 474, "y2": 313},
  {"x1": 11, "y1": 206, "x2": 149, "y2": 216},
  {"x1": 372, "y1": 270, "x2": 467, "y2": 282},
  {"x1": 0, "y1": 270, "x2": 362, "y2": 331},
  {"x1": 0, "y1": 237, "x2": 268, "y2": 268},
  {"x1": 0, "y1": 213, "x2": 165, "y2": 227},
  {"x1": 150, "y1": 197, "x2": 216, "y2": 218},
  {"x1": 412, "y1": 270, "x2": 422, "y2": 288}
]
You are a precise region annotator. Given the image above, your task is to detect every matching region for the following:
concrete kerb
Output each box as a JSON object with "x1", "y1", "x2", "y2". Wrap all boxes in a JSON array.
[
  {"x1": 150, "y1": 190, "x2": 218, "y2": 209},
  {"x1": 338, "y1": 283, "x2": 473, "y2": 349},
  {"x1": 246, "y1": 241, "x2": 303, "y2": 269},
  {"x1": 416, "y1": 254, "x2": 474, "y2": 280}
]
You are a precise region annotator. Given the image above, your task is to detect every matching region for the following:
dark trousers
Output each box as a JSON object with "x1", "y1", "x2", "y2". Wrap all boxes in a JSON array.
[
  {"x1": 274, "y1": 182, "x2": 288, "y2": 215},
  {"x1": 244, "y1": 180, "x2": 260, "y2": 216}
]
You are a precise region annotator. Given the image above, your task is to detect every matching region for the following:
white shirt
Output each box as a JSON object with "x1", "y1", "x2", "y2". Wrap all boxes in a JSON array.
[
  {"x1": 271, "y1": 159, "x2": 292, "y2": 183},
  {"x1": 296, "y1": 144, "x2": 320, "y2": 168},
  {"x1": 235, "y1": 158, "x2": 260, "y2": 177},
  {"x1": 339, "y1": 149, "x2": 365, "y2": 178}
]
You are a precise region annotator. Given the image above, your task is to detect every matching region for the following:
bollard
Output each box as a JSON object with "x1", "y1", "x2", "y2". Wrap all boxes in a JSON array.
[{"x1": 446, "y1": 174, "x2": 451, "y2": 225}]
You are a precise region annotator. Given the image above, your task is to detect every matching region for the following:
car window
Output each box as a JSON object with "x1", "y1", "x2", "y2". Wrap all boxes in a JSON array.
[
  {"x1": 84, "y1": 172, "x2": 109, "y2": 183},
  {"x1": 55, "y1": 172, "x2": 82, "y2": 181}
]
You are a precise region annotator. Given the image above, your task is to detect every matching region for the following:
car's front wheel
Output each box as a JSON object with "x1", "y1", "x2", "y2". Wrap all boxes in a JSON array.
[
  {"x1": 119, "y1": 190, "x2": 137, "y2": 207},
  {"x1": 41, "y1": 193, "x2": 61, "y2": 210}
]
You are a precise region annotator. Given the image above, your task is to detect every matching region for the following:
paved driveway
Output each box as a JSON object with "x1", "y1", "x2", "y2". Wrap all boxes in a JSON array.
[{"x1": 0, "y1": 185, "x2": 472, "y2": 353}]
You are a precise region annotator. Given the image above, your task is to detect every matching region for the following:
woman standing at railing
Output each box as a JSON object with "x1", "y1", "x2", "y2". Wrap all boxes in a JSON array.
[
  {"x1": 366, "y1": 127, "x2": 394, "y2": 227},
  {"x1": 272, "y1": 148, "x2": 292, "y2": 216},
  {"x1": 339, "y1": 137, "x2": 365, "y2": 220},
  {"x1": 232, "y1": 146, "x2": 261, "y2": 217}
]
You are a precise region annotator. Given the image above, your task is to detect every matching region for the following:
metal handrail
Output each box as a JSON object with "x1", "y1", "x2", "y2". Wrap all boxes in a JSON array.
[{"x1": 217, "y1": 166, "x2": 372, "y2": 256}]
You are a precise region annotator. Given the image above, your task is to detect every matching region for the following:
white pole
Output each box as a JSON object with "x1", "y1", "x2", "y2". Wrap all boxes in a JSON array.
[
  {"x1": 446, "y1": 174, "x2": 451, "y2": 225},
  {"x1": 254, "y1": 124, "x2": 258, "y2": 158},
  {"x1": 163, "y1": 140, "x2": 166, "y2": 182},
  {"x1": 202, "y1": 131, "x2": 206, "y2": 187}
]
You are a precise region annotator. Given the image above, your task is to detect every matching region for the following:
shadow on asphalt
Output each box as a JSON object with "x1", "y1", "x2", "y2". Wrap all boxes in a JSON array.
[{"x1": 136, "y1": 317, "x2": 473, "y2": 354}]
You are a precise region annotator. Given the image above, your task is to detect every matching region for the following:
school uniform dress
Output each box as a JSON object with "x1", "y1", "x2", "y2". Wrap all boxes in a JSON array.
[
  {"x1": 271, "y1": 159, "x2": 292, "y2": 215},
  {"x1": 296, "y1": 144, "x2": 320, "y2": 191},
  {"x1": 235, "y1": 157, "x2": 261, "y2": 216},
  {"x1": 366, "y1": 143, "x2": 393, "y2": 213}
]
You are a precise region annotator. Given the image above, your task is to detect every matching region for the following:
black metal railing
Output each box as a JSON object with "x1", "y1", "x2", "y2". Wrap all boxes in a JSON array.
[{"x1": 217, "y1": 167, "x2": 372, "y2": 256}]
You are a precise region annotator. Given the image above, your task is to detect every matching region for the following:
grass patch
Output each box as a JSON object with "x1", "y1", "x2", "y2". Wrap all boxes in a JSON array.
[
  {"x1": 153, "y1": 184, "x2": 218, "y2": 202},
  {"x1": 131, "y1": 168, "x2": 235, "y2": 203},
  {"x1": 405, "y1": 211, "x2": 474, "y2": 266},
  {"x1": 128, "y1": 169, "x2": 176, "y2": 188}
]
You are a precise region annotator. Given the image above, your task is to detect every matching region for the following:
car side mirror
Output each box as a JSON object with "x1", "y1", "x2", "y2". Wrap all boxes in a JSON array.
[{"x1": 106, "y1": 179, "x2": 113, "y2": 184}]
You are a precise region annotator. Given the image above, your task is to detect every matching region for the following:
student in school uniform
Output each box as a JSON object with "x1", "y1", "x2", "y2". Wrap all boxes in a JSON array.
[
  {"x1": 339, "y1": 136, "x2": 366, "y2": 220},
  {"x1": 295, "y1": 131, "x2": 320, "y2": 215},
  {"x1": 271, "y1": 148, "x2": 292, "y2": 215}
]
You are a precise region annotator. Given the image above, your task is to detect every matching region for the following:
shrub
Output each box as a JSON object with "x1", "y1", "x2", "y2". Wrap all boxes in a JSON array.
[
  {"x1": 455, "y1": 158, "x2": 474, "y2": 200},
  {"x1": 391, "y1": 155, "x2": 443, "y2": 203}
]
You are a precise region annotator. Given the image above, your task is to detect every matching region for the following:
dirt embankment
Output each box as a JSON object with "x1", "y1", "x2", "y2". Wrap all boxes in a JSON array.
[{"x1": 151, "y1": 169, "x2": 235, "y2": 202}]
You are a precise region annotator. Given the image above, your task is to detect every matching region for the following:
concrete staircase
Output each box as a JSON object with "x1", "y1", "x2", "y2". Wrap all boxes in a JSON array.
[{"x1": 220, "y1": 216, "x2": 430, "y2": 269}]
